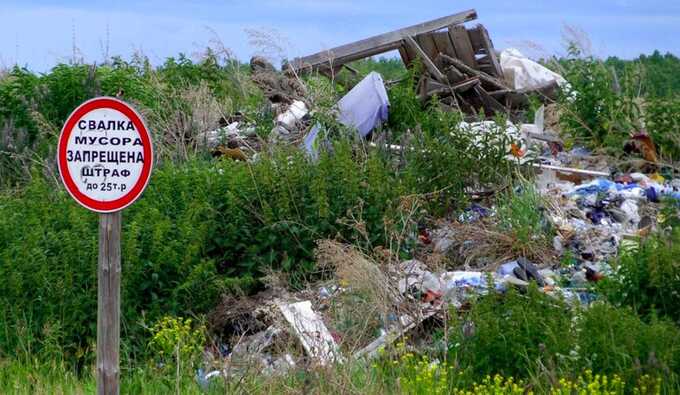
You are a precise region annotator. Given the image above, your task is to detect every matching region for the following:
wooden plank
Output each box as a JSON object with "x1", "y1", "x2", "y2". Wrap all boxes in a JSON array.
[
  {"x1": 425, "y1": 79, "x2": 449, "y2": 91},
  {"x1": 475, "y1": 85, "x2": 507, "y2": 114},
  {"x1": 439, "y1": 53, "x2": 509, "y2": 90},
  {"x1": 291, "y1": 9, "x2": 477, "y2": 69},
  {"x1": 417, "y1": 77, "x2": 480, "y2": 101},
  {"x1": 416, "y1": 75, "x2": 428, "y2": 99},
  {"x1": 402, "y1": 42, "x2": 418, "y2": 67},
  {"x1": 448, "y1": 24, "x2": 478, "y2": 69},
  {"x1": 432, "y1": 31, "x2": 457, "y2": 58},
  {"x1": 452, "y1": 77, "x2": 480, "y2": 92},
  {"x1": 478, "y1": 64, "x2": 496, "y2": 75},
  {"x1": 398, "y1": 46, "x2": 411, "y2": 66},
  {"x1": 404, "y1": 36, "x2": 447, "y2": 83},
  {"x1": 456, "y1": 92, "x2": 475, "y2": 113},
  {"x1": 415, "y1": 33, "x2": 440, "y2": 63},
  {"x1": 467, "y1": 26, "x2": 484, "y2": 52},
  {"x1": 419, "y1": 78, "x2": 449, "y2": 101},
  {"x1": 342, "y1": 64, "x2": 359, "y2": 75},
  {"x1": 487, "y1": 89, "x2": 512, "y2": 97},
  {"x1": 97, "y1": 211, "x2": 121, "y2": 395},
  {"x1": 435, "y1": 54, "x2": 465, "y2": 82},
  {"x1": 354, "y1": 311, "x2": 437, "y2": 360},
  {"x1": 476, "y1": 24, "x2": 504, "y2": 78},
  {"x1": 445, "y1": 66, "x2": 465, "y2": 83}
]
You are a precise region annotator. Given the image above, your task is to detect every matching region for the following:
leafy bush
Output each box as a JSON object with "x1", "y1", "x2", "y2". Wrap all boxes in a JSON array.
[
  {"x1": 495, "y1": 183, "x2": 554, "y2": 258},
  {"x1": 448, "y1": 287, "x2": 680, "y2": 391},
  {"x1": 644, "y1": 97, "x2": 680, "y2": 160},
  {"x1": 0, "y1": 140, "x2": 408, "y2": 364},
  {"x1": 148, "y1": 316, "x2": 206, "y2": 372},
  {"x1": 577, "y1": 303, "x2": 680, "y2": 385},
  {"x1": 601, "y1": 227, "x2": 680, "y2": 324},
  {"x1": 557, "y1": 47, "x2": 642, "y2": 149},
  {"x1": 0, "y1": 54, "x2": 256, "y2": 187},
  {"x1": 607, "y1": 50, "x2": 680, "y2": 98},
  {"x1": 387, "y1": 69, "x2": 514, "y2": 210},
  {"x1": 0, "y1": 51, "x2": 519, "y2": 367},
  {"x1": 449, "y1": 286, "x2": 574, "y2": 379},
  {"x1": 402, "y1": 112, "x2": 513, "y2": 211}
]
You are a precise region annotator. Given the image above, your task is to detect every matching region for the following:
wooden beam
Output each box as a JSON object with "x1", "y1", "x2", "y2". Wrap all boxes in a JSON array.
[
  {"x1": 432, "y1": 31, "x2": 457, "y2": 58},
  {"x1": 452, "y1": 77, "x2": 480, "y2": 92},
  {"x1": 467, "y1": 26, "x2": 484, "y2": 52},
  {"x1": 415, "y1": 33, "x2": 440, "y2": 63},
  {"x1": 405, "y1": 36, "x2": 447, "y2": 83},
  {"x1": 445, "y1": 66, "x2": 465, "y2": 83},
  {"x1": 476, "y1": 24, "x2": 504, "y2": 78},
  {"x1": 448, "y1": 24, "x2": 478, "y2": 69},
  {"x1": 290, "y1": 9, "x2": 477, "y2": 69},
  {"x1": 342, "y1": 64, "x2": 359, "y2": 75},
  {"x1": 532, "y1": 163, "x2": 609, "y2": 177},
  {"x1": 435, "y1": 54, "x2": 465, "y2": 82},
  {"x1": 475, "y1": 85, "x2": 507, "y2": 114},
  {"x1": 354, "y1": 311, "x2": 438, "y2": 360},
  {"x1": 417, "y1": 77, "x2": 480, "y2": 101},
  {"x1": 439, "y1": 53, "x2": 509, "y2": 90},
  {"x1": 487, "y1": 89, "x2": 512, "y2": 96},
  {"x1": 97, "y1": 211, "x2": 121, "y2": 395},
  {"x1": 398, "y1": 46, "x2": 411, "y2": 66}
]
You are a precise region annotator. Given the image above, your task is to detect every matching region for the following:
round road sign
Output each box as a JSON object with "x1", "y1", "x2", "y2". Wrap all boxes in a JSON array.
[{"x1": 57, "y1": 97, "x2": 153, "y2": 213}]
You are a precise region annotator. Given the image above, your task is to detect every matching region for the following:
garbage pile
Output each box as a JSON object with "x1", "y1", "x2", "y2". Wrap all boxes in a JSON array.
[
  {"x1": 192, "y1": 9, "x2": 680, "y2": 387},
  {"x1": 197, "y1": 139, "x2": 680, "y2": 383},
  {"x1": 198, "y1": 243, "x2": 515, "y2": 381},
  {"x1": 290, "y1": 9, "x2": 561, "y2": 117},
  {"x1": 196, "y1": 114, "x2": 260, "y2": 158}
]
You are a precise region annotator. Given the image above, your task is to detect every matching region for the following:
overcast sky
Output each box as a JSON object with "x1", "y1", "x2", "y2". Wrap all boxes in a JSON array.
[{"x1": 2, "y1": 0, "x2": 679, "y2": 71}]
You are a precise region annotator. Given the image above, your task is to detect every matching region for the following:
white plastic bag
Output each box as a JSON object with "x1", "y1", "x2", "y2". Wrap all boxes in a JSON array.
[{"x1": 500, "y1": 48, "x2": 567, "y2": 91}]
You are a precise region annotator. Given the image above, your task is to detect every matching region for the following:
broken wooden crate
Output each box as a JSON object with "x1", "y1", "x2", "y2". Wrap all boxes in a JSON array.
[{"x1": 290, "y1": 9, "x2": 519, "y2": 116}]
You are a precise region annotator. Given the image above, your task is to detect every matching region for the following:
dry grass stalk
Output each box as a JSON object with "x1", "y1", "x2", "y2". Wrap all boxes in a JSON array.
[
  {"x1": 449, "y1": 220, "x2": 557, "y2": 270},
  {"x1": 316, "y1": 240, "x2": 397, "y2": 313},
  {"x1": 142, "y1": 80, "x2": 227, "y2": 162}
]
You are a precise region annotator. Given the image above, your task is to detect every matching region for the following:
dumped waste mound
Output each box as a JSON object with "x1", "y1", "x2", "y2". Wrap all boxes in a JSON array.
[{"x1": 250, "y1": 56, "x2": 307, "y2": 106}]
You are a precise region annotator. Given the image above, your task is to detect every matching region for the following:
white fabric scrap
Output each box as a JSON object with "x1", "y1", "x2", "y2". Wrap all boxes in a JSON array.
[{"x1": 337, "y1": 71, "x2": 389, "y2": 137}]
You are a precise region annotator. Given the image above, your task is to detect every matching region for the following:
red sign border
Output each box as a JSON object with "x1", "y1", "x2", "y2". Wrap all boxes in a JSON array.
[{"x1": 57, "y1": 97, "x2": 154, "y2": 213}]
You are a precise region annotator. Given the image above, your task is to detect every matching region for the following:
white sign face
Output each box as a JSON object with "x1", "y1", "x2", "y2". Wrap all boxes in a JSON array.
[{"x1": 57, "y1": 97, "x2": 153, "y2": 213}]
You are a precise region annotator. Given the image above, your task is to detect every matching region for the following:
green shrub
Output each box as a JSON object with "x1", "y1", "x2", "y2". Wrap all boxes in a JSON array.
[
  {"x1": 601, "y1": 227, "x2": 680, "y2": 323},
  {"x1": 148, "y1": 316, "x2": 206, "y2": 373},
  {"x1": 403, "y1": 111, "x2": 513, "y2": 212},
  {"x1": 449, "y1": 286, "x2": 574, "y2": 379},
  {"x1": 644, "y1": 97, "x2": 680, "y2": 160},
  {"x1": 557, "y1": 45, "x2": 642, "y2": 149},
  {"x1": 0, "y1": 140, "x2": 408, "y2": 365},
  {"x1": 0, "y1": 55, "x2": 257, "y2": 187},
  {"x1": 495, "y1": 183, "x2": 554, "y2": 258},
  {"x1": 578, "y1": 303, "x2": 680, "y2": 384},
  {"x1": 448, "y1": 287, "x2": 680, "y2": 391},
  {"x1": 607, "y1": 50, "x2": 680, "y2": 98}
]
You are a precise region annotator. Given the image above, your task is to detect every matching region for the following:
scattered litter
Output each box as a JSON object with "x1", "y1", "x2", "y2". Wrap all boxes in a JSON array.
[
  {"x1": 278, "y1": 300, "x2": 343, "y2": 366},
  {"x1": 276, "y1": 100, "x2": 309, "y2": 132}
]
